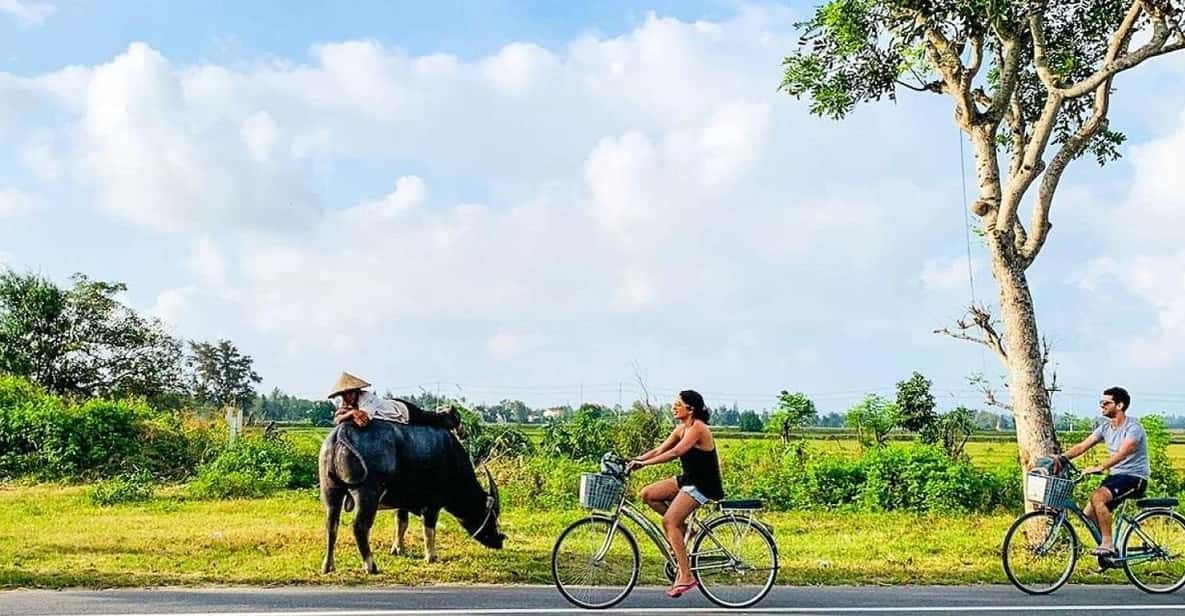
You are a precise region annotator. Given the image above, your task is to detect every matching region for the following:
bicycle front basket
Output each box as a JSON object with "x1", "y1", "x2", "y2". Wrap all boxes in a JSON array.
[
  {"x1": 1025, "y1": 471, "x2": 1074, "y2": 508},
  {"x1": 579, "y1": 472, "x2": 623, "y2": 510}
]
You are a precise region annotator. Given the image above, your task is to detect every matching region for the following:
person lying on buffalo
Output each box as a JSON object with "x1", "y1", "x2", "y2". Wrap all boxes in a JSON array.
[{"x1": 328, "y1": 372, "x2": 461, "y2": 433}]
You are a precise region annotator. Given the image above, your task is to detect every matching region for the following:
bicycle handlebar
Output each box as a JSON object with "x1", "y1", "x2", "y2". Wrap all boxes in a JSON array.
[{"x1": 1054, "y1": 457, "x2": 1101, "y2": 483}]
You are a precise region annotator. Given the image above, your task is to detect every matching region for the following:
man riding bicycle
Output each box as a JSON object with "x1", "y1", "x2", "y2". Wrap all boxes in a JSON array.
[{"x1": 1053, "y1": 386, "x2": 1150, "y2": 558}]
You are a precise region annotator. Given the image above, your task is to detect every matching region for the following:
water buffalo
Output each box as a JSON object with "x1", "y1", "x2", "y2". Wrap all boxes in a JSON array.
[{"x1": 319, "y1": 420, "x2": 504, "y2": 573}]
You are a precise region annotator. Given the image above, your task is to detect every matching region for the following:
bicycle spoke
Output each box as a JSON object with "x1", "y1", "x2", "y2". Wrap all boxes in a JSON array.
[
  {"x1": 1002, "y1": 511, "x2": 1077, "y2": 595},
  {"x1": 693, "y1": 516, "x2": 778, "y2": 608},
  {"x1": 551, "y1": 517, "x2": 639, "y2": 609},
  {"x1": 1123, "y1": 511, "x2": 1185, "y2": 593}
]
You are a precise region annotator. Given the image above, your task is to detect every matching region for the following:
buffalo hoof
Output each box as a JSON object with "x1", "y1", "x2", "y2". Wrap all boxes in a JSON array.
[
  {"x1": 321, "y1": 561, "x2": 335, "y2": 575},
  {"x1": 390, "y1": 544, "x2": 403, "y2": 556},
  {"x1": 424, "y1": 554, "x2": 436, "y2": 564},
  {"x1": 364, "y1": 560, "x2": 379, "y2": 575}
]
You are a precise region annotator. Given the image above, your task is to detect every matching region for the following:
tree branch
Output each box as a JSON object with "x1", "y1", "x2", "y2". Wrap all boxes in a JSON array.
[
  {"x1": 970, "y1": 373, "x2": 1013, "y2": 412},
  {"x1": 1006, "y1": 89, "x2": 1027, "y2": 179},
  {"x1": 1013, "y1": 218, "x2": 1029, "y2": 253},
  {"x1": 961, "y1": 33, "x2": 984, "y2": 90},
  {"x1": 924, "y1": 26, "x2": 980, "y2": 128},
  {"x1": 1028, "y1": 5, "x2": 1063, "y2": 89},
  {"x1": 997, "y1": 94, "x2": 1060, "y2": 229},
  {"x1": 1061, "y1": 4, "x2": 1181, "y2": 98},
  {"x1": 934, "y1": 304, "x2": 1008, "y2": 365},
  {"x1": 1021, "y1": 77, "x2": 1113, "y2": 264},
  {"x1": 985, "y1": 36, "x2": 1021, "y2": 122}
]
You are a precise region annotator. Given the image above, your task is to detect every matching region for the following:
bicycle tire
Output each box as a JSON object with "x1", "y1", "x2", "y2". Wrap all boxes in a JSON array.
[
  {"x1": 691, "y1": 514, "x2": 779, "y2": 608},
  {"x1": 551, "y1": 516, "x2": 640, "y2": 609},
  {"x1": 1001, "y1": 510, "x2": 1078, "y2": 595},
  {"x1": 1122, "y1": 508, "x2": 1185, "y2": 594}
]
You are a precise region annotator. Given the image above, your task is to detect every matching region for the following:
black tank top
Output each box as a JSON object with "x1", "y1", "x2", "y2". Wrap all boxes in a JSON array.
[{"x1": 677, "y1": 445, "x2": 724, "y2": 501}]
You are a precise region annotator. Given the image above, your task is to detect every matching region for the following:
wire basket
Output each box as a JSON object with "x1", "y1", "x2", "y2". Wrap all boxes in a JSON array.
[
  {"x1": 1025, "y1": 471, "x2": 1074, "y2": 508},
  {"x1": 579, "y1": 472, "x2": 624, "y2": 511}
]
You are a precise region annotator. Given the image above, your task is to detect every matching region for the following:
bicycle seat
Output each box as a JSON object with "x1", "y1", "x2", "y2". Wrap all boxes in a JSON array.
[
  {"x1": 718, "y1": 499, "x2": 763, "y2": 510},
  {"x1": 1136, "y1": 497, "x2": 1179, "y2": 508}
]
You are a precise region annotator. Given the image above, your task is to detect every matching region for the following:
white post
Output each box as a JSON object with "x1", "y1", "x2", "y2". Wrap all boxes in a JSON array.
[{"x1": 226, "y1": 406, "x2": 242, "y2": 441}]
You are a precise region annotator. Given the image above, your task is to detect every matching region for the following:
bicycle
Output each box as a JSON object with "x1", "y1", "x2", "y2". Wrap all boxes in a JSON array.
[
  {"x1": 1002, "y1": 458, "x2": 1185, "y2": 594},
  {"x1": 550, "y1": 453, "x2": 779, "y2": 609}
]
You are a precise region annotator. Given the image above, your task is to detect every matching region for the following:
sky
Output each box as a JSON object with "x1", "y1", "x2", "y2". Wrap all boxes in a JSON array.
[{"x1": 3, "y1": 1, "x2": 1185, "y2": 415}]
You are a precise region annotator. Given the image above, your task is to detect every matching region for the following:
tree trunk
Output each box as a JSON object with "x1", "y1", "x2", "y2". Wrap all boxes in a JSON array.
[{"x1": 987, "y1": 233, "x2": 1060, "y2": 471}]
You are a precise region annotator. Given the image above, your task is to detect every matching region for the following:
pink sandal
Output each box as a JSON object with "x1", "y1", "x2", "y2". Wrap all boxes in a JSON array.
[{"x1": 666, "y1": 580, "x2": 698, "y2": 598}]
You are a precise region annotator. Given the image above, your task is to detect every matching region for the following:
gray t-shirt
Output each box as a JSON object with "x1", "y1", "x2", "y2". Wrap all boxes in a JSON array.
[{"x1": 1090, "y1": 418, "x2": 1150, "y2": 479}]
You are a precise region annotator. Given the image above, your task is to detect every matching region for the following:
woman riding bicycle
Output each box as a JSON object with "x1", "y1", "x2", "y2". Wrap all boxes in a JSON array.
[{"x1": 626, "y1": 389, "x2": 724, "y2": 598}]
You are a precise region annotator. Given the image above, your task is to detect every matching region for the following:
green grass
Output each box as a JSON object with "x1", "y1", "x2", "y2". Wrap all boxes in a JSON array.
[
  {"x1": 0, "y1": 484, "x2": 1136, "y2": 589},
  {"x1": 279, "y1": 426, "x2": 1185, "y2": 469}
]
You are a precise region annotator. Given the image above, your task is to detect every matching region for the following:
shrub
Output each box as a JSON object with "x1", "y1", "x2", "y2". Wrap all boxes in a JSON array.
[
  {"x1": 0, "y1": 394, "x2": 146, "y2": 479},
  {"x1": 88, "y1": 469, "x2": 156, "y2": 506},
  {"x1": 135, "y1": 412, "x2": 225, "y2": 480},
  {"x1": 806, "y1": 454, "x2": 865, "y2": 510},
  {"x1": 187, "y1": 434, "x2": 315, "y2": 499},
  {"x1": 540, "y1": 409, "x2": 613, "y2": 460},
  {"x1": 611, "y1": 407, "x2": 667, "y2": 458}
]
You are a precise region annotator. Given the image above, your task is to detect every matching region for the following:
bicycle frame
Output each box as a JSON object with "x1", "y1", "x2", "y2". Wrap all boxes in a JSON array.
[
  {"x1": 1043, "y1": 500, "x2": 1168, "y2": 567},
  {"x1": 591, "y1": 489, "x2": 766, "y2": 575}
]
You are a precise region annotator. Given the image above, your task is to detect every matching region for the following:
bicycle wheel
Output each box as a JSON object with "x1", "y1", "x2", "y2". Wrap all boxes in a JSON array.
[
  {"x1": 1001, "y1": 510, "x2": 1078, "y2": 595},
  {"x1": 1122, "y1": 509, "x2": 1185, "y2": 593},
  {"x1": 691, "y1": 515, "x2": 778, "y2": 608},
  {"x1": 551, "y1": 516, "x2": 640, "y2": 609}
]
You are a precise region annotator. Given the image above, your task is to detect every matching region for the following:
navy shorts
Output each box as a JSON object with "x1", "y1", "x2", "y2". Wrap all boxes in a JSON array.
[{"x1": 1100, "y1": 474, "x2": 1147, "y2": 511}]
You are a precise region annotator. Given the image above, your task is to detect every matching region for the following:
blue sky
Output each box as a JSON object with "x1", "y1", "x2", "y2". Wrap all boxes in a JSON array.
[{"x1": 3, "y1": 1, "x2": 1185, "y2": 416}]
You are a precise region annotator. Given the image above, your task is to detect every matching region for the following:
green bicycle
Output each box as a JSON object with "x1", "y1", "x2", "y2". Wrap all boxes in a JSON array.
[
  {"x1": 550, "y1": 453, "x2": 779, "y2": 609},
  {"x1": 1002, "y1": 459, "x2": 1185, "y2": 594}
]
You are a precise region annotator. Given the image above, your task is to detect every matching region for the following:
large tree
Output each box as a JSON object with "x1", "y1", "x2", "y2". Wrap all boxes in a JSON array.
[
  {"x1": 780, "y1": 1, "x2": 1184, "y2": 471},
  {"x1": 768, "y1": 390, "x2": 819, "y2": 443},
  {"x1": 0, "y1": 269, "x2": 183, "y2": 400},
  {"x1": 186, "y1": 339, "x2": 262, "y2": 415}
]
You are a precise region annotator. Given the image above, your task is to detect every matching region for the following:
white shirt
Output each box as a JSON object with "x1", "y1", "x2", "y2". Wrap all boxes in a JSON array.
[{"x1": 339, "y1": 390, "x2": 409, "y2": 424}]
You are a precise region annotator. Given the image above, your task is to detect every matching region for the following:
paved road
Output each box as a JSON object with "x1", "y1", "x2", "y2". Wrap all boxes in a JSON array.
[{"x1": 2, "y1": 584, "x2": 1184, "y2": 615}]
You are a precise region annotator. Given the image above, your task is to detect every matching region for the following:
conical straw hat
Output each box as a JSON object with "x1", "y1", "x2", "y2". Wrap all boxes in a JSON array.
[{"x1": 328, "y1": 372, "x2": 371, "y2": 398}]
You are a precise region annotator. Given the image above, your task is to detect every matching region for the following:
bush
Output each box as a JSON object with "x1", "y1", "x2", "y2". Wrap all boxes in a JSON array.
[
  {"x1": 0, "y1": 394, "x2": 146, "y2": 479},
  {"x1": 540, "y1": 409, "x2": 612, "y2": 460},
  {"x1": 88, "y1": 469, "x2": 156, "y2": 506},
  {"x1": 1142, "y1": 414, "x2": 1184, "y2": 496},
  {"x1": 187, "y1": 434, "x2": 315, "y2": 499},
  {"x1": 0, "y1": 374, "x2": 227, "y2": 481},
  {"x1": 135, "y1": 412, "x2": 225, "y2": 480},
  {"x1": 492, "y1": 455, "x2": 607, "y2": 510},
  {"x1": 612, "y1": 407, "x2": 667, "y2": 458},
  {"x1": 806, "y1": 455, "x2": 865, "y2": 509},
  {"x1": 471, "y1": 424, "x2": 535, "y2": 464}
]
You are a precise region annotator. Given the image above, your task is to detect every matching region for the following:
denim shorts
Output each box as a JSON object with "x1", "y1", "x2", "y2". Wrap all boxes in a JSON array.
[{"x1": 680, "y1": 484, "x2": 710, "y2": 505}]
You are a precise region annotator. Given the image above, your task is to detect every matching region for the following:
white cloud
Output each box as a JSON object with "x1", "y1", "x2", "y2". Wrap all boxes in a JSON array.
[
  {"x1": 922, "y1": 255, "x2": 982, "y2": 292},
  {"x1": 0, "y1": 0, "x2": 55, "y2": 27},
  {"x1": 70, "y1": 43, "x2": 321, "y2": 233},
  {"x1": 610, "y1": 268, "x2": 657, "y2": 312},
  {"x1": 241, "y1": 111, "x2": 278, "y2": 163},
  {"x1": 187, "y1": 236, "x2": 229, "y2": 287},
  {"x1": 1079, "y1": 108, "x2": 1185, "y2": 366},
  {"x1": 2, "y1": 6, "x2": 1094, "y2": 407},
  {"x1": 21, "y1": 140, "x2": 63, "y2": 181},
  {"x1": 0, "y1": 188, "x2": 36, "y2": 218},
  {"x1": 487, "y1": 330, "x2": 545, "y2": 361},
  {"x1": 480, "y1": 42, "x2": 559, "y2": 95},
  {"x1": 335, "y1": 176, "x2": 426, "y2": 227}
]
